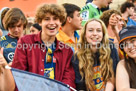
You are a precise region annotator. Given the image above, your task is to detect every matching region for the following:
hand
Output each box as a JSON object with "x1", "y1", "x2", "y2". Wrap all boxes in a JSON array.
[
  {"x1": 109, "y1": 13, "x2": 118, "y2": 30},
  {"x1": 0, "y1": 47, "x2": 8, "y2": 73}
]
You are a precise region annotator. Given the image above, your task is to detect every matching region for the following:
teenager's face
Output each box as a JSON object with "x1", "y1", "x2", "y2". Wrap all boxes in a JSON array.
[
  {"x1": 30, "y1": 26, "x2": 39, "y2": 34},
  {"x1": 40, "y1": 13, "x2": 61, "y2": 37},
  {"x1": 85, "y1": 20, "x2": 103, "y2": 46},
  {"x1": 123, "y1": 38, "x2": 136, "y2": 59},
  {"x1": 116, "y1": 15, "x2": 124, "y2": 30},
  {"x1": 70, "y1": 10, "x2": 82, "y2": 30},
  {"x1": 8, "y1": 20, "x2": 24, "y2": 38},
  {"x1": 128, "y1": 7, "x2": 134, "y2": 16}
]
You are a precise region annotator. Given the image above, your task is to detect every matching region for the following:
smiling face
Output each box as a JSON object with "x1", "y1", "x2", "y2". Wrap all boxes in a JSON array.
[
  {"x1": 85, "y1": 20, "x2": 103, "y2": 46},
  {"x1": 40, "y1": 13, "x2": 61, "y2": 37},
  {"x1": 123, "y1": 37, "x2": 136, "y2": 59}
]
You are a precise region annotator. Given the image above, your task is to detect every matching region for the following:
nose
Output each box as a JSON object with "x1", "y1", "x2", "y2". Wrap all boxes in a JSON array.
[
  {"x1": 49, "y1": 19, "x2": 54, "y2": 24},
  {"x1": 80, "y1": 17, "x2": 83, "y2": 21},
  {"x1": 14, "y1": 26, "x2": 19, "y2": 32},
  {"x1": 92, "y1": 30, "x2": 97, "y2": 36}
]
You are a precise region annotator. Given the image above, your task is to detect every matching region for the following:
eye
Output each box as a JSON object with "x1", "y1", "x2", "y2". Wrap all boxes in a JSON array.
[
  {"x1": 97, "y1": 29, "x2": 102, "y2": 32},
  {"x1": 53, "y1": 17, "x2": 59, "y2": 20},
  {"x1": 44, "y1": 18, "x2": 49, "y2": 20},
  {"x1": 89, "y1": 29, "x2": 93, "y2": 32}
]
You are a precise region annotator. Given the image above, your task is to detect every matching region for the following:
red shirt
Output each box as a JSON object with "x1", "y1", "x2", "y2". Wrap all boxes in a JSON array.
[{"x1": 12, "y1": 32, "x2": 75, "y2": 88}]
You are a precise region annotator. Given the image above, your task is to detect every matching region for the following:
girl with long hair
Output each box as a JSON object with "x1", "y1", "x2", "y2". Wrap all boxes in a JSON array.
[
  {"x1": 72, "y1": 18, "x2": 119, "y2": 91},
  {"x1": 116, "y1": 26, "x2": 136, "y2": 90}
]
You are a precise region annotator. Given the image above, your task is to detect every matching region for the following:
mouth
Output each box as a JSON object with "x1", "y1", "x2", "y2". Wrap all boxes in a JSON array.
[
  {"x1": 48, "y1": 27, "x2": 56, "y2": 30},
  {"x1": 91, "y1": 38, "x2": 100, "y2": 42},
  {"x1": 130, "y1": 49, "x2": 136, "y2": 53}
]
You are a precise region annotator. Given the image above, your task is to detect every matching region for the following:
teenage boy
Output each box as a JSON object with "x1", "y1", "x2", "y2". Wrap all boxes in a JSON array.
[{"x1": 0, "y1": 4, "x2": 75, "y2": 90}]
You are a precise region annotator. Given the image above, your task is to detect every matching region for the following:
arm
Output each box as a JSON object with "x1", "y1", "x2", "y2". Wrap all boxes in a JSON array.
[
  {"x1": 116, "y1": 60, "x2": 136, "y2": 91},
  {"x1": 105, "y1": 80, "x2": 114, "y2": 91},
  {"x1": 109, "y1": 13, "x2": 120, "y2": 42},
  {"x1": 61, "y1": 48, "x2": 75, "y2": 88},
  {"x1": 11, "y1": 37, "x2": 27, "y2": 70},
  {"x1": 0, "y1": 48, "x2": 15, "y2": 91}
]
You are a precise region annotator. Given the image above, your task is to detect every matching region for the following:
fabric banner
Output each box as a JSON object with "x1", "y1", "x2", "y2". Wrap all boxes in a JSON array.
[{"x1": 11, "y1": 68, "x2": 70, "y2": 91}]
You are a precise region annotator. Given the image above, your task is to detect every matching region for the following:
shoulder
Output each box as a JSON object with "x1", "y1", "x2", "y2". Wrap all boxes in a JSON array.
[
  {"x1": 116, "y1": 59, "x2": 126, "y2": 72},
  {"x1": 117, "y1": 59, "x2": 125, "y2": 67},
  {"x1": 19, "y1": 34, "x2": 36, "y2": 43},
  {"x1": 0, "y1": 35, "x2": 9, "y2": 41},
  {"x1": 81, "y1": 4, "x2": 90, "y2": 11},
  {"x1": 57, "y1": 40, "x2": 73, "y2": 53}
]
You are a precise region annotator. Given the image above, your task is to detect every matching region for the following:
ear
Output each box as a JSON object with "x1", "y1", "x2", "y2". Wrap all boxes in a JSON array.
[{"x1": 67, "y1": 16, "x2": 72, "y2": 23}]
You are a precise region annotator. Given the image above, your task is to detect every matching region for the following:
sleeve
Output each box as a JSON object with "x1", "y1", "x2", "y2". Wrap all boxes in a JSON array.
[
  {"x1": 61, "y1": 48, "x2": 76, "y2": 89},
  {"x1": 11, "y1": 37, "x2": 28, "y2": 71},
  {"x1": 110, "y1": 42, "x2": 120, "y2": 74},
  {"x1": 71, "y1": 54, "x2": 87, "y2": 91}
]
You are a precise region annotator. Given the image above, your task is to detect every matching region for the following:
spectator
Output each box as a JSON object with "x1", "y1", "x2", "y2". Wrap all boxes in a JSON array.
[
  {"x1": 80, "y1": 0, "x2": 113, "y2": 26},
  {"x1": 30, "y1": 23, "x2": 41, "y2": 34},
  {"x1": 0, "y1": 8, "x2": 27, "y2": 64},
  {"x1": 86, "y1": 0, "x2": 110, "y2": 12},
  {"x1": 120, "y1": 1, "x2": 136, "y2": 26},
  {"x1": 72, "y1": 18, "x2": 119, "y2": 91},
  {"x1": 100, "y1": 9, "x2": 125, "y2": 43},
  {"x1": 0, "y1": 7, "x2": 10, "y2": 36},
  {"x1": 56, "y1": 3, "x2": 82, "y2": 52},
  {"x1": 0, "y1": 3, "x2": 76, "y2": 91},
  {"x1": 116, "y1": 26, "x2": 136, "y2": 90}
]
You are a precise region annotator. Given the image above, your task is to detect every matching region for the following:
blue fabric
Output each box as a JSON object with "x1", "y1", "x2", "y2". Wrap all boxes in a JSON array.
[
  {"x1": 11, "y1": 68, "x2": 70, "y2": 91},
  {"x1": 74, "y1": 31, "x2": 80, "y2": 40},
  {"x1": 0, "y1": 35, "x2": 17, "y2": 63},
  {"x1": 44, "y1": 42, "x2": 56, "y2": 79},
  {"x1": 127, "y1": 17, "x2": 136, "y2": 26}
]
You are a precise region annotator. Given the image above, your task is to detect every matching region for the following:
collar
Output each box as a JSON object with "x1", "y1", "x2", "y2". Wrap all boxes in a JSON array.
[
  {"x1": 90, "y1": 3, "x2": 98, "y2": 9},
  {"x1": 58, "y1": 29, "x2": 71, "y2": 42},
  {"x1": 58, "y1": 29, "x2": 80, "y2": 43},
  {"x1": 8, "y1": 33, "x2": 19, "y2": 40},
  {"x1": 34, "y1": 31, "x2": 62, "y2": 51}
]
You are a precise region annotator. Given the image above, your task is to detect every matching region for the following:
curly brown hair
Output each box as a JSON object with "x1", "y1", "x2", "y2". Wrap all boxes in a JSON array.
[
  {"x1": 35, "y1": 4, "x2": 66, "y2": 24},
  {"x1": 100, "y1": 9, "x2": 122, "y2": 27}
]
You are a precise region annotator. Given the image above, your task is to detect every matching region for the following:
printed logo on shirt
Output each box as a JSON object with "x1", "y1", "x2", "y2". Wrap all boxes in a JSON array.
[
  {"x1": 8, "y1": 52, "x2": 14, "y2": 62},
  {"x1": 93, "y1": 66, "x2": 105, "y2": 91},
  {"x1": 1, "y1": 41, "x2": 16, "y2": 48},
  {"x1": 44, "y1": 67, "x2": 54, "y2": 79},
  {"x1": 81, "y1": 10, "x2": 89, "y2": 21}
]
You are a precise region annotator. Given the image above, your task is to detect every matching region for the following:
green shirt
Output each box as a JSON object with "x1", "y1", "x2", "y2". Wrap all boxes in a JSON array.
[{"x1": 80, "y1": 3, "x2": 102, "y2": 26}]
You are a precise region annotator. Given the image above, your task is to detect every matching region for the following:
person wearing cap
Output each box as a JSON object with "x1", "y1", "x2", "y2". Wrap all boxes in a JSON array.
[
  {"x1": 116, "y1": 26, "x2": 136, "y2": 90},
  {"x1": 30, "y1": 23, "x2": 41, "y2": 34}
]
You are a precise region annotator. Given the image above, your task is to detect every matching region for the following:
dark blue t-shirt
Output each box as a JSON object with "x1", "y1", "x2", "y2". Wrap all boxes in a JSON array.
[{"x1": 0, "y1": 35, "x2": 17, "y2": 63}]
